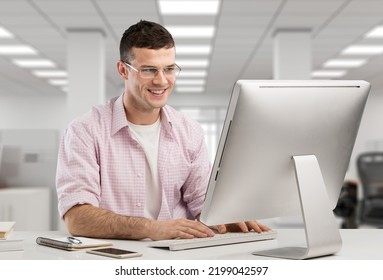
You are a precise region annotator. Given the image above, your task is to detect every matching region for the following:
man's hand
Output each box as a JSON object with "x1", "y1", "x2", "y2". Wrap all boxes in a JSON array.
[
  {"x1": 211, "y1": 221, "x2": 270, "y2": 234},
  {"x1": 148, "y1": 218, "x2": 215, "y2": 241}
]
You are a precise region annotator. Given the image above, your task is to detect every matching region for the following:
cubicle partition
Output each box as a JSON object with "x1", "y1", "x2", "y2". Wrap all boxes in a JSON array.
[{"x1": 0, "y1": 129, "x2": 59, "y2": 230}]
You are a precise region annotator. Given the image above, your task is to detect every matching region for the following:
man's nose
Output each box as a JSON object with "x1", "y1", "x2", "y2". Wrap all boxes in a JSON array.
[{"x1": 152, "y1": 69, "x2": 168, "y2": 84}]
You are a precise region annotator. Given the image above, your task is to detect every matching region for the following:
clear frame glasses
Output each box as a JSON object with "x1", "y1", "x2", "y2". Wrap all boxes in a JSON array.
[{"x1": 124, "y1": 62, "x2": 181, "y2": 79}]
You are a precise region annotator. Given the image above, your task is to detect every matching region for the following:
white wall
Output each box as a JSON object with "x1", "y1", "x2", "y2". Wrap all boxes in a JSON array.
[{"x1": 0, "y1": 94, "x2": 67, "y2": 131}]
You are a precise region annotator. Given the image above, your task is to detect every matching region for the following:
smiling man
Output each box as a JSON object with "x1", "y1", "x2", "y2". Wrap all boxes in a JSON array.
[{"x1": 56, "y1": 20, "x2": 268, "y2": 241}]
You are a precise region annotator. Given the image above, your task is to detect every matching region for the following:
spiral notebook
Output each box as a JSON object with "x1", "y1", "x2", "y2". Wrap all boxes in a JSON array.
[{"x1": 36, "y1": 236, "x2": 113, "y2": 251}]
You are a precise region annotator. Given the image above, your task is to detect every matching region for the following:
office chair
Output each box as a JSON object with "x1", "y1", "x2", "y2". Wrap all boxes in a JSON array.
[
  {"x1": 333, "y1": 181, "x2": 358, "y2": 228},
  {"x1": 357, "y1": 152, "x2": 383, "y2": 228}
]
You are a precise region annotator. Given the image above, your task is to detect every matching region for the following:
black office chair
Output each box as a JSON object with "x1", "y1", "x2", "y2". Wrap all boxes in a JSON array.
[
  {"x1": 333, "y1": 181, "x2": 358, "y2": 228},
  {"x1": 357, "y1": 152, "x2": 383, "y2": 228}
]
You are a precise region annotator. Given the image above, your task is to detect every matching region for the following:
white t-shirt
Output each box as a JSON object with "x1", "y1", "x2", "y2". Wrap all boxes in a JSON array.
[{"x1": 127, "y1": 118, "x2": 161, "y2": 219}]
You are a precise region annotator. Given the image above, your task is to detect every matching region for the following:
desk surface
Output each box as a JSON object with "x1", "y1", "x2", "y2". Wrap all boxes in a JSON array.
[{"x1": 1, "y1": 229, "x2": 382, "y2": 260}]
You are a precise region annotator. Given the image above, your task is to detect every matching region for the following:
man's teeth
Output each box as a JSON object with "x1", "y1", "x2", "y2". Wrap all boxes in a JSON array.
[{"x1": 149, "y1": 89, "x2": 165, "y2": 95}]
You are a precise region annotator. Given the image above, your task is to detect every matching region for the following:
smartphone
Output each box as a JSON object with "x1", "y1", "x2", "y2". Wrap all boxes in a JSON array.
[{"x1": 86, "y1": 247, "x2": 142, "y2": 259}]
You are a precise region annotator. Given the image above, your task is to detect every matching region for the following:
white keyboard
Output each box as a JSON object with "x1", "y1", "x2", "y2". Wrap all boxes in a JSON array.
[{"x1": 149, "y1": 230, "x2": 277, "y2": 251}]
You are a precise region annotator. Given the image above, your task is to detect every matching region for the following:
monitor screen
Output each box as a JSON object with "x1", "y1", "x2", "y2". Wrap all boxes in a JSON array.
[{"x1": 200, "y1": 80, "x2": 370, "y2": 259}]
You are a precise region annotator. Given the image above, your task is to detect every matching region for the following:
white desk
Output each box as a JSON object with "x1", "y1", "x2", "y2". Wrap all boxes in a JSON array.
[{"x1": 1, "y1": 229, "x2": 382, "y2": 260}]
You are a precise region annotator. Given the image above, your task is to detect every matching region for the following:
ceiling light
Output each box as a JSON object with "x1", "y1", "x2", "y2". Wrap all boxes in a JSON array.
[
  {"x1": 0, "y1": 26, "x2": 14, "y2": 38},
  {"x1": 159, "y1": 0, "x2": 220, "y2": 15},
  {"x1": 311, "y1": 70, "x2": 347, "y2": 78},
  {"x1": 12, "y1": 59, "x2": 56, "y2": 68},
  {"x1": 176, "y1": 86, "x2": 204, "y2": 93},
  {"x1": 176, "y1": 45, "x2": 212, "y2": 55},
  {"x1": 179, "y1": 70, "x2": 207, "y2": 78},
  {"x1": 166, "y1": 26, "x2": 215, "y2": 38},
  {"x1": 177, "y1": 59, "x2": 209, "y2": 68},
  {"x1": 32, "y1": 70, "x2": 68, "y2": 78},
  {"x1": 365, "y1": 26, "x2": 383, "y2": 38},
  {"x1": 48, "y1": 79, "x2": 68, "y2": 86},
  {"x1": 176, "y1": 79, "x2": 205, "y2": 86},
  {"x1": 0, "y1": 45, "x2": 37, "y2": 55},
  {"x1": 341, "y1": 45, "x2": 383, "y2": 55},
  {"x1": 323, "y1": 59, "x2": 367, "y2": 68}
]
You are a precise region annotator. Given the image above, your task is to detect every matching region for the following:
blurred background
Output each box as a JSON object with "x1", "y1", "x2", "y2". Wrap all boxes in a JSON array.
[{"x1": 0, "y1": 0, "x2": 383, "y2": 231}]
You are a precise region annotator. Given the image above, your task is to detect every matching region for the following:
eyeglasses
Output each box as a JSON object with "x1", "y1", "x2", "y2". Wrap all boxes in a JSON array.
[{"x1": 123, "y1": 62, "x2": 181, "y2": 79}]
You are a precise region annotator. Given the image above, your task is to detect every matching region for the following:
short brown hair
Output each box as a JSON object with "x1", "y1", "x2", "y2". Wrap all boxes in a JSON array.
[{"x1": 119, "y1": 20, "x2": 175, "y2": 62}]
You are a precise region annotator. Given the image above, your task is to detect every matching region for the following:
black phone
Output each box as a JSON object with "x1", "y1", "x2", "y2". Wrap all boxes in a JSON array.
[{"x1": 86, "y1": 247, "x2": 142, "y2": 259}]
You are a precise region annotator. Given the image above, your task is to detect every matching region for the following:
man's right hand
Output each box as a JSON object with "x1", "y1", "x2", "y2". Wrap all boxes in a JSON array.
[
  {"x1": 64, "y1": 205, "x2": 215, "y2": 241},
  {"x1": 148, "y1": 218, "x2": 215, "y2": 240}
]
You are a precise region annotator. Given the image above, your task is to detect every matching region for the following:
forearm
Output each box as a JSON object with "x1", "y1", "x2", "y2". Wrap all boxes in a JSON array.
[{"x1": 64, "y1": 204, "x2": 153, "y2": 240}]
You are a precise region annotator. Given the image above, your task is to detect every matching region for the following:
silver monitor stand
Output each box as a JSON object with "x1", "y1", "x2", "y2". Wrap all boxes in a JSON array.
[{"x1": 253, "y1": 155, "x2": 342, "y2": 259}]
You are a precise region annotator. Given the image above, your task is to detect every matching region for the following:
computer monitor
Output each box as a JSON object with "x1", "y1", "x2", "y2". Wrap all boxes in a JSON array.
[{"x1": 200, "y1": 80, "x2": 370, "y2": 259}]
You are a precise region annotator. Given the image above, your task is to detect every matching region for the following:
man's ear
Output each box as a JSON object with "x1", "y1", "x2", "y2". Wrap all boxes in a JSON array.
[{"x1": 117, "y1": 61, "x2": 128, "y2": 79}]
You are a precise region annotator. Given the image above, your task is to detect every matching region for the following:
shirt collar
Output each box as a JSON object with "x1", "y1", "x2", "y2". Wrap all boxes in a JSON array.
[
  {"x1": 111, "y1": 94, "x2": 129, "y2": 136},
  {"x1": 160, "y1": 105, "x2": 173, "y2": 133},
  {"x1": 111, "y1": 94, "x2": 173, "y2": 136}
]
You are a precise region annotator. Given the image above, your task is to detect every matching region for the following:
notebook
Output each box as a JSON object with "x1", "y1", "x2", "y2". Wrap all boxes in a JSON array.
[
  {"x1": 0, "y1": 238, "x2": 23, "y2": 252},
  {"x1": 0, "y1": 221, "x2": 16, "y2": 240},
  {"x1": 36, "y1": 236, "x2": 113, "y2": 251}
]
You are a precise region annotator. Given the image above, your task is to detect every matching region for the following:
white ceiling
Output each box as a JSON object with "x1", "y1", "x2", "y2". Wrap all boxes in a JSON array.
[{"x1": 1, "y1": 0, "x2": 383, "y2": 100}]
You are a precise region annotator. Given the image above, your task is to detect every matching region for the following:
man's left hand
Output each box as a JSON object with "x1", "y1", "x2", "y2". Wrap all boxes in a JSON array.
[{"x1": 211, "y1": 221, "x2": 270, "y2": 234}]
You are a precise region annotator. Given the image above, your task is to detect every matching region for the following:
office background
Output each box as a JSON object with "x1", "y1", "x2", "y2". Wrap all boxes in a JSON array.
[{"x1": 0, "y1": 0, "x2": 383, "y2": 231}]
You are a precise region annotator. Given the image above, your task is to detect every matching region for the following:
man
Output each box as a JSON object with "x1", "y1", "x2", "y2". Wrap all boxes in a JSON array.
[{"x1": 56, "y1": 20, "x2": 269, "y2": 240}]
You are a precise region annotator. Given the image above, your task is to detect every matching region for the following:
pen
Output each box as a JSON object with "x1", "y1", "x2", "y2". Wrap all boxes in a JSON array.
[{"x1": 67, "y1": 236, "x2": 82, "y2": 245}]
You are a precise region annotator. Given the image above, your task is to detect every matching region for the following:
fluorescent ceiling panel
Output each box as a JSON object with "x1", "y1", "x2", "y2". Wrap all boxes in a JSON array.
[
  {"x1": 176, "y1": 86, "x2": 204, "y2": 93},
  {"x1": 0, "y1": 26, "x2": 14, "y2": 38},
  {"x1": 32, "y1": 70, "x2": 68, "y2": 78},
  {"x1": 48, "y1": 79, "x2": 68, "y2": 86},
  {"x1": 323, "y1": 59, "x2": 367, "y2": 68},
  {"x1": 159, "y1": 0, "x2": 220, "y2": 15},
  {"x1": 176, "y1": 79, "x2": 205, "y2": 85},
  {"x1": 365, "y1": 26, "x2": 383, "y2": 38},
  {"x1": 12, "y1": 59, "x2": 56, "y2": 68},
  {"x1": 0, "y1": 45, "x2": 37, "y2": 55},
  {"x1": 177, "y1": 59, "x2": 209, "y2": 67},
  {"x1": 167, "y1": 26, "x2": 215, "y2": 38},
  {"x1": 179, "y1": 70, "x2": 207, "y2": 78},
  {"x1": 311, "y1": 70, "x2": 347, "y2": 78},
  {"x1": 176, "y1": 45, "x2": 212, "y2": 55},
  {"x1": 342, "y1": 45, "x2": 383, "y2": 55}
]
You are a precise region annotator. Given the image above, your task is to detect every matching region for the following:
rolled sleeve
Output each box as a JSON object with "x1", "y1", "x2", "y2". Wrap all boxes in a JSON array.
[{"x1": 56, "y1": 119, "x2": 101, "y2": 218}]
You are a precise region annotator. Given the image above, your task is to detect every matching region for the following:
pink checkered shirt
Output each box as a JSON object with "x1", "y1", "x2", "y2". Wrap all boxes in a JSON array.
[{"x1": 56, "y1": 94, "x2": 211, "y2": 220}]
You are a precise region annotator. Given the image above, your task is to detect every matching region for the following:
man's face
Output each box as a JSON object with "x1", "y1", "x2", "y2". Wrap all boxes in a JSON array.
[{"x1": 124, "y1": 46, "x2": 177, "y2": 115}]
